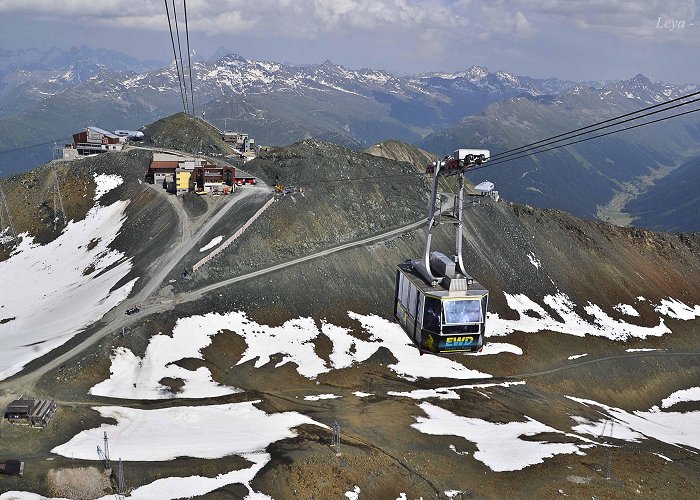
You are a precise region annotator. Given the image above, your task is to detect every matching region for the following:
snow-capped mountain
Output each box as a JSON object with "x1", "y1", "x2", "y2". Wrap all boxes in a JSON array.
[{"x1": 1, "y1": 49, "x2": 698, "y2": 198}]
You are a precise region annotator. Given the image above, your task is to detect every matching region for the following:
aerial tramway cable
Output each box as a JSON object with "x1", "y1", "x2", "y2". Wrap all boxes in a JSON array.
[
  {"x1": 488, "y1": 94, "x2": 700, "y2": 163},
  {"x1": 164, "y1": 0, "x2": 187, "y2": 113},
  {"x1": 183, "y1": 0, "x2": 195, "y2": 115},
  {"x1": 472, "y1": 104, "x2": 700, "y2": 171},
  {"x1": 488, "y1": 88, "x2": 700, "y2": 161},
  {"x1": 171, "y1": 0, "x2": 190, "y2": 114}
]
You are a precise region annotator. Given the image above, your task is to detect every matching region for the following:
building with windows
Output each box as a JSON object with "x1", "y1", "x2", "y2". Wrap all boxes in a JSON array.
[
  {"x1": 63, "y1": 127, "x2": 126, "y2": 159},
  {"x1": 4, "y1": 397, "x2": 57, "y2": 427}
]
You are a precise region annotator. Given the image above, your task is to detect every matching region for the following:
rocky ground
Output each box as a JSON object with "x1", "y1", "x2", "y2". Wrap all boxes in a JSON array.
[
  {"x1": 1, "y1": 133, "x2": 699, "y2": 499},
  {"x1": 140, "y1": 113, "x2": 233, "y2": 157}
]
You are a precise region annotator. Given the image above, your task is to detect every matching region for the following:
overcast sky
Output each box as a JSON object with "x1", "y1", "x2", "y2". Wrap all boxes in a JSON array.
[{"x1": 1, "y1": 0, "x2": 698, "y2": 83}]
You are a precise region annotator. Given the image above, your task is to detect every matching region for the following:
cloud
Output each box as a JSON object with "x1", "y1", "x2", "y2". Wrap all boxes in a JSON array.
[
  {"x1": 515, "y1": 0, "x2": 698, "y2": 39},
  {"x1": 0, "y1": 0, "x2": 536, "y2": 38}
]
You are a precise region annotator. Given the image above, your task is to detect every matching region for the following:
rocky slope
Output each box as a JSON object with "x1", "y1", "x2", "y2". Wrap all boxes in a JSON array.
[
  {"x1": 140, "y1": 112, "x2": 232, "y2": 157},
  {"x1": 364, "y1": 140, "x2": 436, "y2": 172},
  {"x1": 1, "y1": 130, "x2": 699, "y2": 499}
]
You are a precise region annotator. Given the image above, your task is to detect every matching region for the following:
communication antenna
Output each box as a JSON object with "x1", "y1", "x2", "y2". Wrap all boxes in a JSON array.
[
  {"x1": 52, "y1": 169, "x2": 66, "y2": 228},
  {"x1": 103, "y1": 431, "x2": 111, "y2": 470},
  {"x1": 0, "y1": 179, "x2": 17, "y2": 243}
]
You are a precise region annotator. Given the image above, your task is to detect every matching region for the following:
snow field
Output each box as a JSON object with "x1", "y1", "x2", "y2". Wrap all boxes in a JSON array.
[
  {"x1": 0, "y1": 198, "x2": 136, "y2": 380},
  {"x1": 92, "y1": 311, "x2": 491, "y2": 400},
  {"x1": 90, "y1": 313, "x2": 243, "y2": 399},
  {"x1": 567, "y1": 396, "x2": 700, "y2": 450},
  {"x1": 52, "y1": 401, "x2": 326, "y2": 461},
  {"x1": 486, "y1": 292, "x2": 700, "y2": 341},
  {"x1": 49, "y1": 401, "x2": 326, "y2": 499},
  {"x1": 412, "y1": 402, "x2": 583, "y2": 472}
]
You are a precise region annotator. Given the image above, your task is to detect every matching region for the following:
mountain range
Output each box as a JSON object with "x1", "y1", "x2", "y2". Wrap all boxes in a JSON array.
[{"x1": 0, "y1": 48, "x2": 698, "y2": 230}]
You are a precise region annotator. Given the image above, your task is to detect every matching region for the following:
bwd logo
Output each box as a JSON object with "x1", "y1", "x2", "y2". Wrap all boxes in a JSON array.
[{"x1": 656, "y1": 16, "x2": 695, "y2": 30}]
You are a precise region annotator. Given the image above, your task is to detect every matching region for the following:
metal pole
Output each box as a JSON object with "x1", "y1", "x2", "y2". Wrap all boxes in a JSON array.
[
  {"x1": 415, "y1": 162, "x2": 442, "y2": 285},
  {"x1": 455, "y1": 172, "x2": 466, "y2": 275},
  {"x1": 103, "y1": 431, "x2": 110, "y2": 470}
]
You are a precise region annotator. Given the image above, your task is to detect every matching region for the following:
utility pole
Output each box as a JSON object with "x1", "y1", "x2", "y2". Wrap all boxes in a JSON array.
[
  {"x1": 331, "y1": 421, "x2": 341, "y2": 456},
  {"x1": 117, "y1": 458, "x2": 126, "y2": 497},
  {"x1": 103, "y1": 431, "x2": 111, "y2": 470}
]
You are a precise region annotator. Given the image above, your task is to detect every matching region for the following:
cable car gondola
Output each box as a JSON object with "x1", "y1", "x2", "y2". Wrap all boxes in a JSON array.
[{"x1": 394, "y1": 149, "x2": 490, "y2": 354}]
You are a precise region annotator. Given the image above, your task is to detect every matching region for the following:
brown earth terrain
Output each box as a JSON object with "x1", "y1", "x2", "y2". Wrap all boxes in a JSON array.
[{"x1": 0, "y1": 125, "x2": 699, "y2": 499}]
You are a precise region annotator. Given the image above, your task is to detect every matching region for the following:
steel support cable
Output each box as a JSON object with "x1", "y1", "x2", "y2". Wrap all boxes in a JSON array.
[
  {"x1": 183, "y1": 0, "x2": 195, "y2": 116},
  {"x1": 488, "y1": 94, "x2": 700, "y2": 162},
  {"x1": 488, "y1": 88, "x2": 700, "y2": 161},
  {"x1": 164, "y1": 0, "x2": 187, "y2": 113},
  {"x1": 295, "y1": 104, "x2": 700, "y2": 185},
  {"x1": 0, "y1": 138, "x2": 72, "y2": 155},
  {"x1": 171, "y1": 0, "x2": 190, "y2": 114},
  {"x1": 468, "y1": 104, "x2": 700, "y2": 172}
]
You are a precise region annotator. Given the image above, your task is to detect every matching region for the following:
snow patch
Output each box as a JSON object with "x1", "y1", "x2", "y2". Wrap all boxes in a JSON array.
[
  {"x1": 449, "y1": 444, "x2": 469, "y2": 456},
  {"x1": 389, "y1": 381, "x2": 525, "y2": 401},
  {"x1": 661, "y1": 387, "x2": 700, "y2": 408},
  {"x1": 613, "y1": 303, "x2": 640, "y2": 317},
  {"x1": 655, "y1": 298, "x2": 700, "y2": 320},
  {"x1": 0, "y1": 201, "x2": 136, "y2": 381},
  {"x1": 353, "y1": 391, "x2": 373, "y2": 398},
  {"x1": 90, "y1": 314, "x2": 242, "y2": 400},
  {"x1": 52, "y1": 401, "x2": 326, "y2": 461},
  {"x1": 473, "y1": 342, "x2": 522, "y2": 356},
  {"x1": 626, "y1": 348, "x2": 660, "y2": 352},
  {"x1": 141, "y1": 311, "x2": 490, "y2": 382},
  {"x1": 345, "y1": 486, "x2": 361, "y2": 500},
  {"x1": 527, "y1": 252, "x2": 541, "y2": 269},
  {"x1": 199, "y1": 235, "x2": 223, "y2": 252},
  {"x1": 125, "y1": 452, "x2": 271, "y2": 499},
  {"x1": 93, "y1": 173, "x2": 123, "y2": 200},
  {"x1": 304, "y1": 394, "x2": 341, "y2": 401},
  {"x1": 412, "y1": 402, "x2": 583, "y2": 472},
  {"x1": 487, "y1": 292, "x2": 672, "y2": 341},
  {"x1": 568, "y1": 396, "x2": 700, "y2": 450},
  {"x1": 568, "y1": 353, "x2": 588, "y2": 360}
]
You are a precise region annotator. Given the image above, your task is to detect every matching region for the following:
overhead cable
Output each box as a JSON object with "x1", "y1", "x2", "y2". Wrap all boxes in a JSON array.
[
  {"x1": 171, "y1": 0, "x2": 190, "y2": 114},
  {"x1": 183, "y1": 0, "x2": 195, "y2": 115},
  {"x1": 492, "y1": 91, "x2": 700, "y2": 159},
  {"x1": 164, "y1": 0, "x2": 187, "y2": 113}
]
